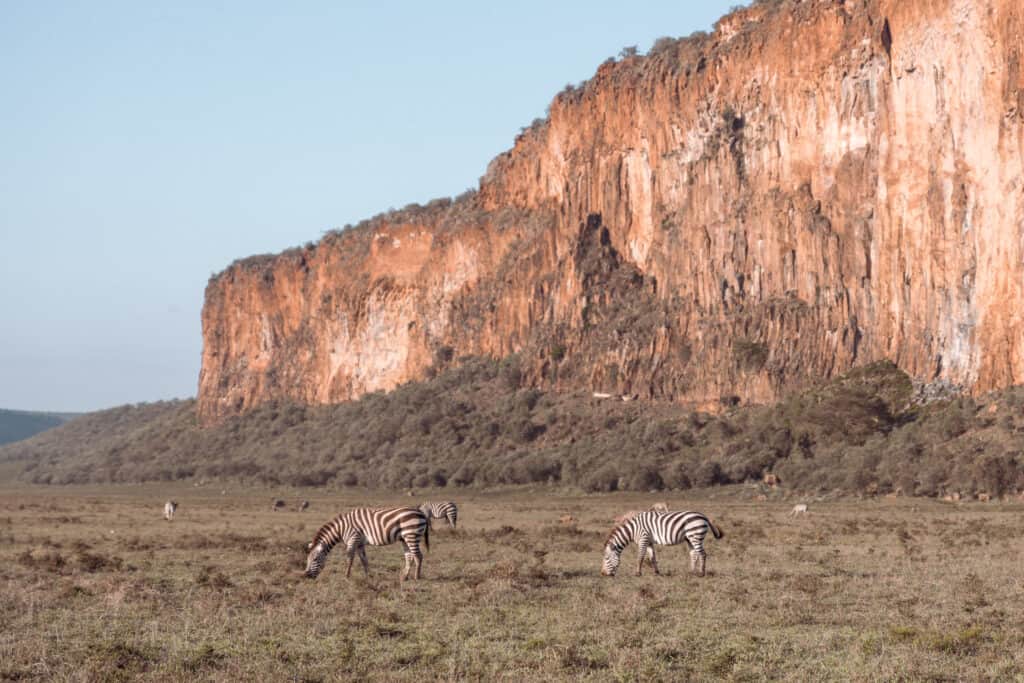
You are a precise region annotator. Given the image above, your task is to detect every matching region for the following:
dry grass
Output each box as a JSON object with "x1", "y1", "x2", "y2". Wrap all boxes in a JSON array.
[{"x1": 1, "y1": 484, "x2": 1023, "y2": 681}]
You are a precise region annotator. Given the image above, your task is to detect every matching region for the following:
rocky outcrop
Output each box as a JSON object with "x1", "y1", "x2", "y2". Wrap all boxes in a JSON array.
[{"x1": 199, "y1": 0, "x2": 1024, "y2": 424}]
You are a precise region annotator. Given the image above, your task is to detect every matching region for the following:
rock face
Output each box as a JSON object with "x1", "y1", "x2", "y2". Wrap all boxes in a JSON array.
[{"x1": 198, "y1": 0, "x2": 1024, "y2": 424}]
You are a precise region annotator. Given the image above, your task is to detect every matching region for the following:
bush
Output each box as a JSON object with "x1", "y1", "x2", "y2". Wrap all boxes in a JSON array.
[
  {"x1": 5, "y1": 356, "x2": 1024, "y2": 498},
  {"x1": 583, "y1": 465, "x2": 620, "y2": 492},
  {"x1": 649, "y1": 36, "x2": 677, "y2": 56},
  {"x1": 694, "y1": 460, "x2": 726, "y2": 487}
]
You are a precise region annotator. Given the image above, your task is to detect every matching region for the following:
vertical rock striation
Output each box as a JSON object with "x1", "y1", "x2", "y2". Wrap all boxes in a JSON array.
[{"x1": 199, "y1": 0, "x2": 1024, "y2": 424}]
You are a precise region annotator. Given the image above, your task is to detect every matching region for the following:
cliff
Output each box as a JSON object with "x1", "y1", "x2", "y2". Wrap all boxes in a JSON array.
[{"x1": 199, "y1": 0, "x2": 1024, "y2": 424}]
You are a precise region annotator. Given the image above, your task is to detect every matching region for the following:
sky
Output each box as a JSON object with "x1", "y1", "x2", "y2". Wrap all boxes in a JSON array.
[{"x1": 0, "y1": 1, "x2": 745, "y2": 413}]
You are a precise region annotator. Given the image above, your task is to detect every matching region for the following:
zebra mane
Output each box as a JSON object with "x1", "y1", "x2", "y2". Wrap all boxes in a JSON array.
[
  {"x1": 310, "y1": 514, "x2": 345, "y2": 547},
  {"x1": 604, "y1": 518, "x2": 634, "y2": 548}
]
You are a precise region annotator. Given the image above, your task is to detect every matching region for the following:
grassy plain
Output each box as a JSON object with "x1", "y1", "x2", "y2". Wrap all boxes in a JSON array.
[{"x1": 2, "y1": 484, "x2": 1023, "y2": 681}]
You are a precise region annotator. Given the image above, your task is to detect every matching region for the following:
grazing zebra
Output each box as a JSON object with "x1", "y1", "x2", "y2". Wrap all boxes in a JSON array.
[
  {"x1": 304, "y1": 507, "x2": 429, "y2": 581},
  {"x1": 419, "y1": 501, "x2": 458, "y2": 529},
  {"x1": 163, "y1": 501, "x2": 178, "y2": 521},
  {"x1": 790, "y1": 504, "x2": 808, "y2": 516},
  {"x1": 601, "y1": 510, "x2": 723, "y2": 577}
]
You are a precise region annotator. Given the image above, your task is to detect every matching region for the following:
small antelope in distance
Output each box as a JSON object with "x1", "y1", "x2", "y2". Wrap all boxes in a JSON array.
[
  {"x1": 602, "y1": 510, "x2": 723, "y2": 577},
  {"x1": 299, "y1": 500, "x2": 310, "y2": 511},
  {"x1": 790, "y1": 504, "x2": 809, "y2": 516},
  {"x1": 163, "y1": 501, "x2": 178, "y2": 521},
  {"x1": 419, "y1": 501, "x2": 458, "y2": 529},
  {"x1": 272, "y1": 499, "x2": 286, "y2": 512},
  {"x1": 304, "y1": 507, "x2": 430, "y2": 581},
  {"x1": 613, "y1": 502, "x2": 667, "y2": 526}
]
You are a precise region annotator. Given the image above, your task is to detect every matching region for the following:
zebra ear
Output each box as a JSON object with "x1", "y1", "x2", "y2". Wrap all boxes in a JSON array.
[{"x1": 305, "y1": 542, "x2": 313, "y2": 552}]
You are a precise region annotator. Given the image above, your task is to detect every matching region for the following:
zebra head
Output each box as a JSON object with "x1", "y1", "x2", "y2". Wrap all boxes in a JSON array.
[
  {"x1": 601, "y1": 543, "x2": 622, "y2": 576},
  {"x1": 304, "y1": 542, "x2": 328, "y2": 579}
]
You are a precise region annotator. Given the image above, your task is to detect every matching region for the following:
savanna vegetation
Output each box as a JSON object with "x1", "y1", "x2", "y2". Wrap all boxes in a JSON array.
[
  {"x1": 3, "y1": 357, "x2": 1024, "y2": 500},
  {"x1": 2, "y1": 485, "x2": 1023, "y2": 681}
]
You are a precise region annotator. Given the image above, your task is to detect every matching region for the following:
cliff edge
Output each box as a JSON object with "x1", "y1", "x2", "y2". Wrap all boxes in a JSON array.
[{"x1": 199, "y1": 0, "x2": 1024, "y2": 424}]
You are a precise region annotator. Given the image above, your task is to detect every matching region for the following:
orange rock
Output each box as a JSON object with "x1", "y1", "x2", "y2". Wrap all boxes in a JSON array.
[{"x1": 198, "y1": 1, "x2": 1024, "y2": 424}]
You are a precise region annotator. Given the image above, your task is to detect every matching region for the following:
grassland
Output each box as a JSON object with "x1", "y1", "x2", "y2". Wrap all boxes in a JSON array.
[{"x1": 2, "y1": 484, "x2": 1023, "y2": 681}]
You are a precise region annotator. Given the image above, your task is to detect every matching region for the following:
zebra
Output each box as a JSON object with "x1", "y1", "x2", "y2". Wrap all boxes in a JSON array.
[
  {"x1": 419, "y1": 501, "x2": 458, "y2": 530},
  {"x1": 304, "y1": 507, "x2": 429, "y2": 581},
  {"x1": 163, "y1": 501, "x2": 178, "y2": 521},
  {"x1": 601, "y1": 510, "x2": 723, "y2": 577}
]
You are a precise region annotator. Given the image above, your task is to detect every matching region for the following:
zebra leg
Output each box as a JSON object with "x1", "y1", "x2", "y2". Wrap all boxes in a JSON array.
[
  {"x1": 402, "y1": 552, "x2": 416, "y2": 582},
  {"x1": 402, "y1": 535, "x2": 423, "y2": 580},
  {"x1": 344, "y1": 537, "x2": 362, "y2": 578},
  {"x1": 648, "y1": 546, "x2": 660, "y2": 575},
  {"x1": 636, "y1": 535, "x2": 652, "y2": 576},
  {"x1": 412, "y1": 547, "x2": 423, "y2": 580},
  {"x1": 690, "y1": 547, "x2": 707, "y2": 576},
  {"x1": 345, "y1": 548, "x2": 356, "y2": 578},
  {"x1": 399, "y1": 540, "x2": 411, "y2": 581},
  {"x1": 690, "y1": 550, "x2": 707, "y2": 576},
  {"x1": 358, "y1": 545, "x2": 369, "y2": 577}
]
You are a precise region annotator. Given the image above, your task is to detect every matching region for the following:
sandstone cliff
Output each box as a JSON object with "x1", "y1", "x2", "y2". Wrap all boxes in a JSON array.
[{"x1": 199, "y1": 0, "x2": 1024, "y2": 424}]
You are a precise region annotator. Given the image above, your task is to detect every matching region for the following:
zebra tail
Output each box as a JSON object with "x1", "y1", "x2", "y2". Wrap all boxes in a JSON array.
[
  {"x1": 423, "y1": 520, "x2": 430, "y2": 552},
  {"x1": 708, "y1": 518, "x2": 724, "y2": 539}
]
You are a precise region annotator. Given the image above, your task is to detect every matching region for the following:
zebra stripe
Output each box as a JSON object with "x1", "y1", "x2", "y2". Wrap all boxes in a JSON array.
[
  {"x1": 304, "y1": 507, "x2": 430, "y2": 581},
  {"x1": 602, "y1": 510, "x2": 723, "y2": 577},
  {"x1": 419, "y1": 501, "x2": 458, "y2": 529}
]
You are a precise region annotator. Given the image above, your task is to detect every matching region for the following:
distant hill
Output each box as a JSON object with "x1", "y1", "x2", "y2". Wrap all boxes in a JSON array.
[
  {"x1": 1, "y1": 358, "x2": 1022, "y2": 499},
  {"x1": 0, "y1": 409, "x2": 79, "y2": 446}
]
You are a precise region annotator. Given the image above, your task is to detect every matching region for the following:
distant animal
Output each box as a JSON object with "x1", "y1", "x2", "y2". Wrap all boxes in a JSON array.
[
  {"x1": 790, "y1": 504, "x2": 808, "y2": 516},
  {"x1": 559, "y1": 515, "x2": 577, "y2": 525},
  {"x1": 602, "y1": 510, "x2": 723, "y2": 577},
  {"x1": 304, "y1": 507, "x2": 429, "y2": 581},
  {"x1": 419, "y1": 501, "x2": 458, "y2": 529},
  {"x1": 299, "y1": 500, "x2": 310, "y2": 511},
  {"x1": 163, "y1": 501, "x2": 178, "y2": 521},
  {"x1": 650, "y1": 502, "x2": 669, "y2": 513},
  {"x1": 272, "y1": 499, "x2": 286, "y2": 512},
  {"x1": 614, "y1": 510, "x2": 642, "y2": 526}
]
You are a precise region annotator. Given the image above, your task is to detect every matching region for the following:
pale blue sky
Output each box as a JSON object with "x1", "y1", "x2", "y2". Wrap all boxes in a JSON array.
[{"x1": 1, "y1": 1, "x2": 744, "y2": 412}]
